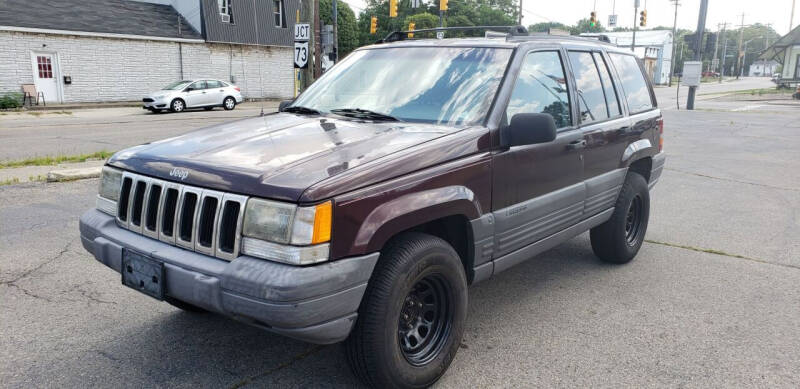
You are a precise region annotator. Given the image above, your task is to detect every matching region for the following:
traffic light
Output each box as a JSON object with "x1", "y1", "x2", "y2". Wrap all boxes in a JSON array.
[
  {"x1": 639, "y1": 10, "x2": 647, "y2": 27},
  {"x1": 389, "y1": 0, "x2": 398, "y2": 17},
  {"x1": 408, "y1": 22, "x2": 415, "y2": 38},
  {"x1": 440, "y1": 0, "x2": 448, "y2": 11},
  {"x1": 590, "y1": 11, "x2": 597, "y2": 27},
  {"x1": 370, "y1": 16, "x2": 377, "y2": 34}
]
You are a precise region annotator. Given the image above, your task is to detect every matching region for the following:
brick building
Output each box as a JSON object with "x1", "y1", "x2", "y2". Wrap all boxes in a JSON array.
[{"x1": 0, "y1": 0, "x2": 296, "y2": 104}]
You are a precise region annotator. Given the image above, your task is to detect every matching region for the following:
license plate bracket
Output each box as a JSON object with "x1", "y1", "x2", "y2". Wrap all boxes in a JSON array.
[{"x1": 122, "y1": 249, "x2": 165, "y2": 300}]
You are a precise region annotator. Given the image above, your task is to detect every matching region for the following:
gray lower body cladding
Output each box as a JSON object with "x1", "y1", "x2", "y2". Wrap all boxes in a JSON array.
[{"x1": 79, "y1": 209, "x2": 379, "y2": 344}]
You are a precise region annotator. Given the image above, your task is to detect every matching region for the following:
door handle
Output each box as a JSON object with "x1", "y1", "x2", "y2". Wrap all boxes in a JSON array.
[{"x1": 566, "y1": 139, "x2": 587, "y2": 150}]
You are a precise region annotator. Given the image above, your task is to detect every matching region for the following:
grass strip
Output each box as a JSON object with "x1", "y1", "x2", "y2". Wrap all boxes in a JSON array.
[{"x1": 0, "y1": 150, "x2": 113, "y2": 169}]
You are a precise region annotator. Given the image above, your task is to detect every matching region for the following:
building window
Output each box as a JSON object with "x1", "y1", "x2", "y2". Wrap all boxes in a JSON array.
[
  {"x1": 219, "y1": 0, "x2": 234, "y2": 23},
  {"x1": 37, "y1": 56, "x2": 53, "y2": 79},
  {"x1": 274, "y1": 0, "x2": 286, "y2": 28}
]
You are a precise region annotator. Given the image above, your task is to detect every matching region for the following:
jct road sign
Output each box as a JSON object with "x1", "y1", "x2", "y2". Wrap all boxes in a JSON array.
[
  {"x1": 294, "y1": 41, "x2": 309, "y2": 68},
  {"x1": 294, "y1": 23, "x2": 310, "y2": 41}
]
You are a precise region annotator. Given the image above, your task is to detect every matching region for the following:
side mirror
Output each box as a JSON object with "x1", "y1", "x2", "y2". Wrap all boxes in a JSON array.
[
  {"x1": 278, "y1": 99, "x2": 294, "y2": 112},
  {"x1": 500, "y1": 113, "x2": 557, "y2": 148}
]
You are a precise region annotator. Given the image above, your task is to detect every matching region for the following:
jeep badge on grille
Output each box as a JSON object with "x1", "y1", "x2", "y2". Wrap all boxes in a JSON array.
[{"x1": 169, "y1": 168, "x2": 189, "y2": 180}]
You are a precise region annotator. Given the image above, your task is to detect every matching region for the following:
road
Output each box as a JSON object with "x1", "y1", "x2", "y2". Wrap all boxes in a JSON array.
[
  {"x1": 2, "y1": 92, "x2": 799, "y2": 387},
  {"x1": 0, "y1": 103, "x2": 274, "y2": 162},
  {"x1": 654, "y1": 76, "x2": 776, "y2": 111}
]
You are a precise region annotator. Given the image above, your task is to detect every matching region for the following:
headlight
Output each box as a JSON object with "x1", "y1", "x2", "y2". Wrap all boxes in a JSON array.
[
  {"x1": 96, "y1": 166, "x2": 122, "y2": 216},
  {"x1": 241, "y1": 199, "x2": 332, "y2": 265}
]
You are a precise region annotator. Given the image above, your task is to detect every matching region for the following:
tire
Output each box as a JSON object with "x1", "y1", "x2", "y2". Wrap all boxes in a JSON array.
[
  {"x1": 345, "y1": 232, "x2": 468, "y2": 388},
  {"x1": 590, "y1": 172, "x2": 650, "y2": 264},
  {"x1": 223, "y1": 96, "x2": 236, "y2": 110},
  {"x1": 204, "y1": 106, "x2": 214, "y2": 111},
  {"x1": 165, "y1": 297, "x2": 207, "y2": 313},
  {"x1": 170, "y1": 98, "x2": 185, "y2": 113}
]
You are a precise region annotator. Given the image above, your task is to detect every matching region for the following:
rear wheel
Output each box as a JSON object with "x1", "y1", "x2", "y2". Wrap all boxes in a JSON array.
[
  {"x1": 345, "y1": 232, "x2": 467, "y2": 388},
  {"x1": 170, "y1": 98, "x2": 185, "y2": 113},
  {"x1": 590, "y1": 172, "x2": 650, "y2": 263},
  {"x1": 223, "y1": 96, "x2": 236, "y2": 110}
]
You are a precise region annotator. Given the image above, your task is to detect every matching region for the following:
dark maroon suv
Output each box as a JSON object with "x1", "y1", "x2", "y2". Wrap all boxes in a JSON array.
[{"x1": 80, "y1": 30, "x2": 665, "y2": 388}]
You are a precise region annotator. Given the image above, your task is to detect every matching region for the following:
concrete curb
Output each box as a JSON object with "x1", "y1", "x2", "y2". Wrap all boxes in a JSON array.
[{"x1": 46, "y1": 167, "x2": 102, "y2": 182}]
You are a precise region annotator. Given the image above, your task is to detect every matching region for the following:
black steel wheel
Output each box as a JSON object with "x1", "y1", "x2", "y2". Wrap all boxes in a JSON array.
[
  {"x1": 590, "y1": 172, "x2": 650, "y2": 263},
  {"x1": 345, "y1": 232, "x2": 467, "y2": 388},
  {"x1": 398, "y1": 274, "x2": 453, "y2": 367}
]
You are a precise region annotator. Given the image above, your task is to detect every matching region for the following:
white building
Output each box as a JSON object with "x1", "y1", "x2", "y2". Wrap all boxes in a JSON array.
[
  {"x1": 748, "y1": 60, "x2": 780, "y2": 77},
  {"x1": 582, "y1": 30, "x2": 674, "y2": 85},
  {"x1": 0, "y1": 0, "x2": 295, "y2": 104}
]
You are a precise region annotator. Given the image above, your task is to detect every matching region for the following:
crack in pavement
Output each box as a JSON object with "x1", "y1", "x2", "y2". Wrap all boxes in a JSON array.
[
  {"x1": 665, "y1": 167, "x2": 800, "y2": 192},
  {"x1": 644, "y1": 239, "x2": 800, "y2": 271},
  {"x1": 227, "y1": 345, "x2": 325, "y2": 389},
  {"x1": 0, "y1": 238, "x2": 76, "y2": 302}
]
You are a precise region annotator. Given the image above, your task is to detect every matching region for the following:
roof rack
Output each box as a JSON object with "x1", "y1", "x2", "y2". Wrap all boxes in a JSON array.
[{"x1": 379, "y1": 25, "x2": 528, "y2": 43}]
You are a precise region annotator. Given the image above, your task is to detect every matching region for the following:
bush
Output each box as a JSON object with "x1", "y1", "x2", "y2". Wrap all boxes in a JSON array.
[{"x1": 0, "y1": 92, "x2": 23, "y2": 109}]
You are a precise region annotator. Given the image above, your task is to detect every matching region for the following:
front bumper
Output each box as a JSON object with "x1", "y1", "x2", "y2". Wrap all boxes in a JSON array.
[
  {"x1": 142, "y1": 96, "x2": 168, "y2": 109},
  {"x1": 79, "y1": 209, "x2": 379, "y2": 344}
]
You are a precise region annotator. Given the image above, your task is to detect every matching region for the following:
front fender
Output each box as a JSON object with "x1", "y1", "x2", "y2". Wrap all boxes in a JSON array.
[{"x1": 355, "y1": 186, "x2": 482, "y2": 253}]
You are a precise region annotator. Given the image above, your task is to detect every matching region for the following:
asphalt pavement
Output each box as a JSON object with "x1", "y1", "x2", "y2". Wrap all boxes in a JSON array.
[{"x1": 1, "y1": 82, "x2": 799, "y2": 387}]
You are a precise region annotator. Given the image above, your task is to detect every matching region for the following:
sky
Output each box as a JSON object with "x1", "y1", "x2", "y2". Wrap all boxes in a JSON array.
[{"x1": 341, "y1": 0, "x2": 799, "y2": 36}]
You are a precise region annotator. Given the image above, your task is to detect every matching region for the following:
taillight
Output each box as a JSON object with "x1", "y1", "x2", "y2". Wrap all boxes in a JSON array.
[
  {"x1": 657, "y1": 118, "x2": 664, "y2": 152},
  {"x1": 234, "y1": 86, "x2": 241, "y2": 92}
]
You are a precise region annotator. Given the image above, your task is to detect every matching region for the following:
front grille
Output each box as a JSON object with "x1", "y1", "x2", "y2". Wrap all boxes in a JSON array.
[
  {"x1": 116, "y1": 171, "x2": 247, "y2": 261},
  {"x1": 142, "y1": 98, "x2": 154, "y2": 102}
]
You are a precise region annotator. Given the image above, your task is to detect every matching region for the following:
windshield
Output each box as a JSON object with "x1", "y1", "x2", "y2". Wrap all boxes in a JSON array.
[
  {"x1": 291, "y1": 47, "x2": 512, "y2": 125},
  {"x1": 162, "y1": 80, "x2": 192, "y2": 90}
]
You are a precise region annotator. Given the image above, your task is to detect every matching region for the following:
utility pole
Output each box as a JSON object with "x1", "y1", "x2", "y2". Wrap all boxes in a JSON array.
[
  {"x1": 632, "y1": 0, "x2": 639, "y2": 52},
  {"x1": 791, "y1": 0, "x2": 797, "y2": 32},
  {"x1": 735, "y1": 13, "x2": 746, "y2": 80},
  {"x1": 314, "y1": 0, "x2": 321, "y2": 78},
  {"x1": 332, "y1": 0, "x2": 338, "y2": 63},
  {"x1": 518, "y1": 0, "x2": 523, "y2": 25},
  {"x1": 299, "y1": 0, "x2": 316, "y2": 89},
  {"x1": 668, "y1": 0, "x2": 680, "y2": 87},
  {"x1": 686, "y1": 0, "x2": 708, "y2": 110},
  {"x1": 719, "y1": 23, "x2": 728, "y2": 83}
]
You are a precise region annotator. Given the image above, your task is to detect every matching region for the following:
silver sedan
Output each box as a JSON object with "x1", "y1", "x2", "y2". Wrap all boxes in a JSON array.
[{"x1": 142, "y1": 79, "x2": 244, "y2": 113}]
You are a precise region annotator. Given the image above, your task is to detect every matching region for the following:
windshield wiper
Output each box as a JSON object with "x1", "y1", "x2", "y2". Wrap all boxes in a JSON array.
[
  {"x1": 283, "y1": 106, "x2": 321, "y2": 115},
  {"x1": 330, "y1": 108, "x2": 401, "y2": 122}
]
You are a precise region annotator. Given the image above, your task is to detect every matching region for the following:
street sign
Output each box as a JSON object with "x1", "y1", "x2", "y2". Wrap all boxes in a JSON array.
[
  {"x1": 294, "y1": 23, "x2": 310, "y2": 41},
  {"x1": 294, "y1": 41, "x2": 309, "y2": 68},
  {"x1": 608, "y1": 14, "x2": 617, "y2": 27},
  {"x1": 682, "y1": 61, "x2": 702, "y2": 87},
  {"x1": 436, "y1": 31, "x2": 444, "y2": 39}
]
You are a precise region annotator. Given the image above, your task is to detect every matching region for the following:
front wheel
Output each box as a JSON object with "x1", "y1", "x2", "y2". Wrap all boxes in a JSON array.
[
  {"x1": 345, "y1": 232, "x2": 467, "y2": 388},
  {"x1": 223, "y1": 96, "x2": 236, "y2": 110},
  {"x1": 170, "y1": 99, "x2": 185, "y2": 113},
  {"x1": 590, "y1": 172, "x2": 650, "y2": 263}
]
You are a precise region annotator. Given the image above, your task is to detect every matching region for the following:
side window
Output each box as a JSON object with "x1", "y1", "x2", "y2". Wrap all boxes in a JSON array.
[
  {"x1": 608, "y1": 53, "x2": 654, "y2": 113},
  {"x1": 593, "y1": 52, "x2": 621, "y2": 117},
  {"x1": 188, "y1": 81, "x2": 206, "y2": 91},
  {"x1": 567, "y1": 51, "x2": 609, "y2": 124},
  {"x1": 207, "y1": 80, "x2": 222, "y2": 89},
  {"x1": 506, "y1": 51, "x2": 572, "y2": 129}
]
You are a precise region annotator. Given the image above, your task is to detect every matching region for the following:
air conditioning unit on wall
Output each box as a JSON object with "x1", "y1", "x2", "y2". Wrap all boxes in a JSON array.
[{"x1": 221, "y1": 14, "x2": 230, "y2": 23}]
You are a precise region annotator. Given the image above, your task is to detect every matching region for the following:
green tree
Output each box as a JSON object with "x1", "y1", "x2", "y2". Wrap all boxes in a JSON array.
[
  {"x1": 528, "y1": 22, "x2": 569, "y2": 33},
  {"x1": 569, "y1": 18, "x2": 605, "y2": 34},
  {"x1": 320, "y1": 0, "x2": 359, "y2": 58}
]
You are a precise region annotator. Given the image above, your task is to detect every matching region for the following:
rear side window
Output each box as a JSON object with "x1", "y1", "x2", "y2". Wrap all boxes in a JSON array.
[
  {"x1": 608, "y1": 53, "x2": 654, "y2": 113},
  {"x1": 593, "y1": 52, "x2": 621, "y2": 117},
  {"x1": 206, "y1": 80, "x2": 222, "y2": 88},
  {"x1": 506, "y1": 51, "x2": 572, "y2": 129},
  {"x1": 567, "y1": 51, "x2": 609, "y2": 124}
]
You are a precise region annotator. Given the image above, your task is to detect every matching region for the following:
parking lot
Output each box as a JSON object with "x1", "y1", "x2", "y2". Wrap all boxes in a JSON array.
[{"x1": 2, "y1": 81, "x2": 799, "y2": 387}]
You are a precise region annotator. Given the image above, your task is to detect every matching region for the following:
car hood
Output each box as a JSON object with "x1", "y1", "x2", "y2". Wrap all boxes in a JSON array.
[{"x1": 108, "y1": 113, "x2": 473, "y2": 202}]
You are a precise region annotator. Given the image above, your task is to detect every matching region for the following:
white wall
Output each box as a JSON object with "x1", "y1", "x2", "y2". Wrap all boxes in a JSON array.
[{"x1": 0, "y1": 31, "x2": 293, "y2": 103}]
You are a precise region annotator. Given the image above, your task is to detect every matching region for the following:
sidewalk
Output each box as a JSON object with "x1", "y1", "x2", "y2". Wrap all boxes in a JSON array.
[{"x1": 0, "y1": 159, "x2": 105, "y2": 185}]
